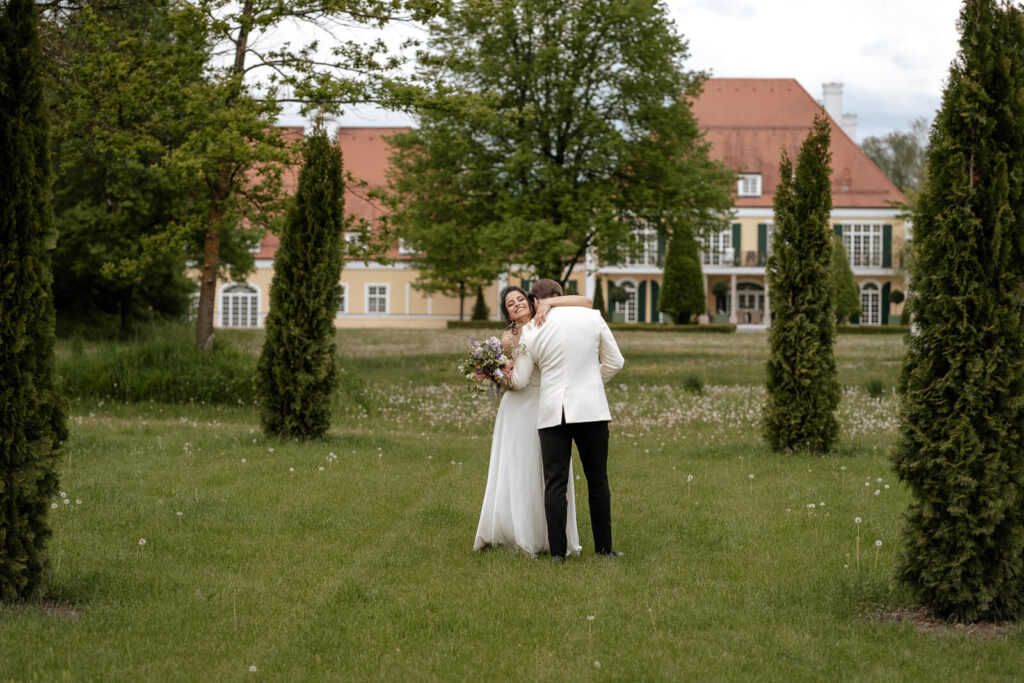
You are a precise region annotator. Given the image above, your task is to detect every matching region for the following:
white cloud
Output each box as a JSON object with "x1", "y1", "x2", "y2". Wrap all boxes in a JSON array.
[{"x1": 667, "y1": 0, "x2": 962, "y2": 139}]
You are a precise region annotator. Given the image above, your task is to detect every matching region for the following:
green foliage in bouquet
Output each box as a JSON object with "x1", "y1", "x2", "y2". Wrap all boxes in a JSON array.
[
  {"x1": 255, "y1": 127, "x2": 344, "y2": 439},
  {"x1": 893, "y1": 0, "x2": 1024, "y2": 623},
  {"x1": 763, "y1": 114, "x2": 839, "y2": 454},
  {"x1": 0, "y1": 0, "x2": 68, "y2": 601}
]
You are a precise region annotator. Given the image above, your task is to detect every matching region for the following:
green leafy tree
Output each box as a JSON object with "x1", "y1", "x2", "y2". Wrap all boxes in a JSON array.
[
  {"x1": 255, "y1": 127, "x2": 344, "y2": 440},
  {"x1": 861, "y1": 117, "x2": 929, "y2": 195},
  {"x1": 763, "y1": 114, "x2": 839, "y2": 454},
  {"x1": 592, "y1": 275, "x2": 608, "y2": 320},
  {"x1": 0, "y1": 0, "x2": 68, "y2": 601},
  {"x1": 831, "y1": 234, "x2": 861, "y2": 323},
  {"x1": 893, "y1": 0, "x2": 1024, "y2": 623},
  {"x1": 386, "y1": 0, "x2": 734, "y2": 289},
  {"x1": 659, "y1": 230, "x2": 705, "y2": 323},
  {"x1": 43, "y1": 1, "x2": 206, "y2": 332},
  {"x1": 471, "y1": 285, "x2": 490, "y2": 321}
]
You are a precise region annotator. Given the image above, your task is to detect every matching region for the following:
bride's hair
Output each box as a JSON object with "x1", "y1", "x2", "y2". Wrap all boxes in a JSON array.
[{"x1": 499, "y1": 285, "x2": 536, "y2": 325}]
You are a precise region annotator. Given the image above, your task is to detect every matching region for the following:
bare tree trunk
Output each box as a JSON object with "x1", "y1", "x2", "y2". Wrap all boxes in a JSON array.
[
  {"x1": 193, "y1": 0, "x2": 252, "y2": 351},
  {"x1": 458, "y1": 281, "x2": 465, "y2": 321},
  {"x1": 195, "y1": 202, "x2": 222, "y2": 351}
]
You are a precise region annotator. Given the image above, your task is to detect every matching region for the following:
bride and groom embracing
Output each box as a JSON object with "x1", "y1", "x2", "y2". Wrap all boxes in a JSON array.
[{"x1": 473, "y1": 278, "x2": 625, "y2": 562}]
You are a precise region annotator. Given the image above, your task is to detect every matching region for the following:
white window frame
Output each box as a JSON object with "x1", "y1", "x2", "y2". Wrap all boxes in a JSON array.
[
  {"x1": 841, "y1": 223, "x2": 883, "y2": 268},
  {"x1": 701, "y1": 229, "x2": 733, "y2": 266},
  {"x1": 860, "y1": 281, "x2": 881, "y2": 325},
  {"x1": 618, "y1": 280, "x2": 638, "y2": 323},
  {"x1": 736, "y1": 282, "x2": 765, "y2": 311},
  {"x1": 398, "y1": 239, "x2": 417, "y2": 256},
  {"x1": 219, "y1": 283, "x2": 260, "y2": 328},
  {"x1": 365, "y1": 283, "x2": 389, "y2": 315},
  {"x1": 336, "y1": 282, "x2": 349, "y2": 315},
  {"x1": 737, "y1": 173, "x2": 762, "y2": 198},
  {"x1": 765, "y1": 221, "x2": 775, "y2": 258},
  {"x1": 625, "y1": 223, "x2": 659, "y2": 267}
]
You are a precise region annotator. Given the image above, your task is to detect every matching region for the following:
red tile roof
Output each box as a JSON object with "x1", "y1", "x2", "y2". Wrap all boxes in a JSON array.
[
  {"x1": 254, "y1": 126, "x2": 410, "y2": 259},
  {"x1": 690, "y1": 78, "x2": 906, "y2": 208}
]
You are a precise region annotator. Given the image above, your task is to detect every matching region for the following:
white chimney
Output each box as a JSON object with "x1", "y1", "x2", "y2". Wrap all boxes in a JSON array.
[{"x1": 821, "y1": 82, "x2": 858, "y2": 142}]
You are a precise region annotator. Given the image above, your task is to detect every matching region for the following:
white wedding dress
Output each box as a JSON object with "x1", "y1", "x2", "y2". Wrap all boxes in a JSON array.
[{"x1": 474, "y1": 367, "x2": 581, "y2": 556}]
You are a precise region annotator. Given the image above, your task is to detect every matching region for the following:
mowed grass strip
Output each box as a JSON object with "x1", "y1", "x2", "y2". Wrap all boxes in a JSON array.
[{"x1": 2, "y1": 330, "x2": 1021, "y2": 680}]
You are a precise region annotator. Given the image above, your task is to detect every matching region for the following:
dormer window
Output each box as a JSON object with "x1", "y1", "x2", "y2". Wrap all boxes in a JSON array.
[{"x1": 738, "y1": 173, "x2": 762, "y2": 198}]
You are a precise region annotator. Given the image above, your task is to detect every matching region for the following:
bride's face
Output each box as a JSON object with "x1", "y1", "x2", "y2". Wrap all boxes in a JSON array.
[{"x1": 505, "y1": 291, "x2": 532, "y2": 324}]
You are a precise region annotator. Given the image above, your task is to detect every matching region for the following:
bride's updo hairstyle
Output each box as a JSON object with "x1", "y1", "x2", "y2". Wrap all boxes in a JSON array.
[{"x1": 499, "y1": 285, "x2": 536, "y2": 325}]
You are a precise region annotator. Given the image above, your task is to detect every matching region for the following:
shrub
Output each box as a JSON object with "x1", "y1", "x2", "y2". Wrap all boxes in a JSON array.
[{"x1": 59, "y1": 329, "x2": 256, "y2": 405}]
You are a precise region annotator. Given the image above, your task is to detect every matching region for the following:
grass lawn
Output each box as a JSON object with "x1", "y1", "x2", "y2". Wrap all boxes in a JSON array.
[{"x1": 2, "y1": 328, "x2": 1022, "y2": 680}]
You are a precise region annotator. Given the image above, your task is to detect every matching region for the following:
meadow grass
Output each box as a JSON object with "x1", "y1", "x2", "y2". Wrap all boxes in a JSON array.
[{"x1": 3, "y1": 328, "x2": 1021, "y2": 680}]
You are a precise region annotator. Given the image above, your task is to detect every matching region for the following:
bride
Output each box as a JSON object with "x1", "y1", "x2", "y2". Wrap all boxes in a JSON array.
[{"x1": 473, "y1": 285, "x2": 592, "y2": 556}]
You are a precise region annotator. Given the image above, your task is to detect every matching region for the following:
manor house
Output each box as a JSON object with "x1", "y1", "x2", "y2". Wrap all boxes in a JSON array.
[{"x1": 213, "y1": 78, "x2": 908, "y2": 329}]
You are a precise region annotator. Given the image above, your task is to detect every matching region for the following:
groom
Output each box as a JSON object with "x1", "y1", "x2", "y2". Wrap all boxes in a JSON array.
[{"x1": 511, "y1": 278, "x2": 625, "y2": 562}]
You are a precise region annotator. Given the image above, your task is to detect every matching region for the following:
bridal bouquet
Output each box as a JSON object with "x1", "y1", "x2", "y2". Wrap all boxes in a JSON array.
[{"x1": 457, "y1": 335, "x2": 512, "y2": 397}]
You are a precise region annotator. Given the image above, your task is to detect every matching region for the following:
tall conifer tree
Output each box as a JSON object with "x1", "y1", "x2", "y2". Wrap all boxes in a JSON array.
[
  {"x1": 763, "y1": 114, "x2": 839, "y2": 453},
  {"x1": 893, "y1": 0, "x2": 1024, "y2": 622},
  {"x1": 255, "y1": 127, "x2": 344, "y2": 439},
  {"x1": 659, "y1": 230, "x2": 705, "y2": 323},
  {"x1": 0, "y1": 0, "x2": 68, "y2": 600},
  {"x1": 831, "y1": 235, "x2": 861, "y2": 323}
]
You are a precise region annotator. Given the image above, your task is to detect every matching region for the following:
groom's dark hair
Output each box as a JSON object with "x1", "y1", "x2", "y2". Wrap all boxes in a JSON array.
[{"x1": 530, "y1": 278, "x2": 563, "y2": 300}]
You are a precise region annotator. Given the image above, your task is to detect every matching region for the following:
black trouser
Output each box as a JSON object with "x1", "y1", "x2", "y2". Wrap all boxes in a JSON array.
[{"x1": 537, "y1": 420, "x2": 611, "y2": 558}]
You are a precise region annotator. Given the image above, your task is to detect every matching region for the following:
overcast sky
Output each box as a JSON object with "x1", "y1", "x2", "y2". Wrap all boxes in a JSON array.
[{"x1": 318, "y1": 0, "x2": 966, "y2": 142}]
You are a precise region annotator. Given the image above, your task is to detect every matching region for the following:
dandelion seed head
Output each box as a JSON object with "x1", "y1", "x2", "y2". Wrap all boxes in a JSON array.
[
  {"x1": 875, "y1": 540, "x2": 883, "y2": 547},
  {"x1": 855, "y1": 517, "x2": 862, "y2": 524}
]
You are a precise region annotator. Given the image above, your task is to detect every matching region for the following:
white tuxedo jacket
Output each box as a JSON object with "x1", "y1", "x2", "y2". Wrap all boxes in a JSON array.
[{"x1": 510, "y1": 307, "x2": 624, "y2": 429}]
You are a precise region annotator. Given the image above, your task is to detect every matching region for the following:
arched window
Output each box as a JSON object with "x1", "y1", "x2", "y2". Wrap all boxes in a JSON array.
[
  {"x1": 860, "y1": 282, "x2": 881, "y2": 325},
  {"x1": 618, "y1": 281, "x2": 637, "y2": 323},
  {"x1": 221, "y1": 284, "x2": 260, "y2": 328}
]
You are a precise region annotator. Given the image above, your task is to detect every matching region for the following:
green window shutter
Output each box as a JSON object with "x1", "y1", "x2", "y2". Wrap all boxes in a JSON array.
[
  {"x1": 731, "y1": 223, "x2": 741, "y2": 265},
  {"x1": 638, "y1": 281, "x2": 647, "y2": 323},
  {"x1": 757, "y1": 223, "x2": 768, "y2": 265},
  {"x1": 565, "y1": 280, "x2": 578, "y2": 294},
  {"x1": 850, "y1": 283, "x2": 860, "y2": 325},
  {"x1": 834, "y1": 223, "x2": 843, "y2": 237},
  {"x1": 607, "y1": 279, "x2": 614, "y2": 317},
  {"x1": 520, "y1": 278, "x2": 534, "y2": 292},
  {"x1": 882, "y1": 282, "x2": 891, "y2": 325},
  {"x1": 882, "y1": 224, "x2": 892, "y2": 268},
  {"x1": 651, "y1": 281, "x2": 660, "y2": 323}
]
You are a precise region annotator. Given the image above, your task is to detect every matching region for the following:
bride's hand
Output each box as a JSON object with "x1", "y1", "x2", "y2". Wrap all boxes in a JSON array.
[{"x1": 534, "y1": 301, "x2": 551, "y2": 326}]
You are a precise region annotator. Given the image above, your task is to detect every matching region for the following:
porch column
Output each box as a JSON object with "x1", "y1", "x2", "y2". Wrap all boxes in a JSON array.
[
  {"x1": 729, "y1": 273, "x2": 738, "y2": 324},
  {"x1": 763, "y1": 276, "x2": 771, "y2": 325}
]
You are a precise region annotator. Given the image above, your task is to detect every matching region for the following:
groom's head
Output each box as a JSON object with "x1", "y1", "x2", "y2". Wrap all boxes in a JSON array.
[{"x1": 530, "y1": 279, "x2": 563, "y2": 301}]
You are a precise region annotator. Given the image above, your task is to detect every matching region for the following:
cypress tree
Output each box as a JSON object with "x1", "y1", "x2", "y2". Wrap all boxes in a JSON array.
[
  {"x1": 831, "y1": 235, "x2": 861, "y2": 323},
  {"x1": 893, "y1": 0, "x2": 1024, "y2": 622},
  {"x1": 471, "y1": 285, "x2": 489, "y2": 321},
  {"x1": 255, "y1": 126, "x2": 344, "y2": 439},
  {"x1": 0, "y1": 0, "x2": 68, "y2": 601},
  {"x1": 593, "y1": 276, "x2": 608, "y2": 321},
  {"x1": 659, "y1": 230, "x2": 705, "y2": 324},
  {"x1": 763, "y1": 114, "x2": 839, "y2": 453}
]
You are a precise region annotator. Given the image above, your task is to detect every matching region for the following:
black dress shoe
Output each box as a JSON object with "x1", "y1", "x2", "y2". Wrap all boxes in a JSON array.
[
  {"x1": 599, "y1": 550, "x2": 623, "y2": 558},
  {"x1": 551, "y1": 555, "x2": 566, "y2": 564}
]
